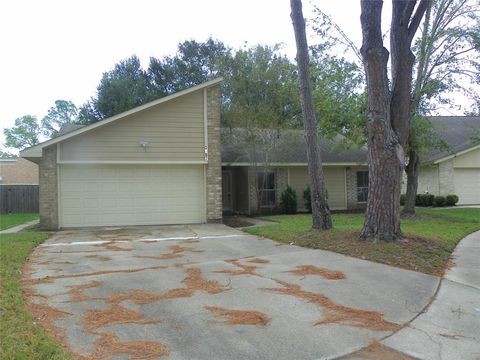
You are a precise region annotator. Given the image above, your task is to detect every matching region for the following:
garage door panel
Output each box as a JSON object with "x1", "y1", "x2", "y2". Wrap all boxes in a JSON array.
[
  {"x1": 60, "y1": 164, "x2": 205, "y2": 227},
  {"x1": 454, "y1": 169, "x2": 480, "y2": 205}
]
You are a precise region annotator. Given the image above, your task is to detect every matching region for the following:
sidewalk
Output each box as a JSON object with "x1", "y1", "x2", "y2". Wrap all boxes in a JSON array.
[
  {"x1": 0, "y1": 220, "x2": 39, "y2": 234},
  {"x1": 344, "y1": 230, "x2": 480, "y2": 360}
]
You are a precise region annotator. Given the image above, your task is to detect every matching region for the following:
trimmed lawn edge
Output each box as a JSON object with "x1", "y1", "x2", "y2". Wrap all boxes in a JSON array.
[
  {"x1": 0, "y1": 230, "x2": 73, "y2": 360},
  {"x1": 0, "y1": 213, "x2": 39, "y2": 231}
]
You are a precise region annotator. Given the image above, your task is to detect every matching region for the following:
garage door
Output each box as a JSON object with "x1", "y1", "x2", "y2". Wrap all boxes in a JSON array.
[
  {"x1": 454, "y1": 168, "x2": 480, "y2": 205},
  {"x1": 59, "y1": 164, "x2": 205, "y2": 227}
]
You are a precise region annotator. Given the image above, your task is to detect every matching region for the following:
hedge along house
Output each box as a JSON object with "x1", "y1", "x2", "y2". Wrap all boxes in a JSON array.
[
  {"x1": 20, "y1": 78, "x2": 223, "y2": 229},
  {"x1": 221, "y1": 129, "x2": 369, "y2": 214}
]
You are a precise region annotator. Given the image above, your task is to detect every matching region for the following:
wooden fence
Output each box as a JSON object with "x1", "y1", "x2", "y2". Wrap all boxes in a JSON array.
[{"x1": 0, "y1": 185, "x2": 39, "y2": 214}]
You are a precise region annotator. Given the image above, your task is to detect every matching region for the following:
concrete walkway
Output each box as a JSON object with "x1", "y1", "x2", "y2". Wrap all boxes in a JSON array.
[
  {"x1": 0, "y1": 219, "x2": 39, "y2": 234},
  {"x1": 345, "y1": 230, "x2": 480, "y2": 359}
]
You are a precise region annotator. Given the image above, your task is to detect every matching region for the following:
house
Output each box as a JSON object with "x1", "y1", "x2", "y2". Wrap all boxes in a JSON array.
[
  {"x1": 222, "y1": 116, "x2": 480, "y2": 215},
  {"x1": 410, "y1": 116, "x2": 480, "y2": 205},
  {"x1": 0, "y1": 157, "x2": 38, "y2": 185},
  {"x1": 0, "y1": 157, "x2": 39, "y2": 214},
  {"x1": 20, "y1": 77, "x2": 479, "y2": 229},
  {"x1": 20, "y1": 78, "x2": 223, "y2": 229}
]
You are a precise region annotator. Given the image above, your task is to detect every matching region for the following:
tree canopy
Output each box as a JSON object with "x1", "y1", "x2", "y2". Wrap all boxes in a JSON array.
[
  {"x1": 3, "y1": 115, "x2": 41, "y2": 150},
  {"x1": 42, "y1": 100, "x2": 79, "y2": 138}
]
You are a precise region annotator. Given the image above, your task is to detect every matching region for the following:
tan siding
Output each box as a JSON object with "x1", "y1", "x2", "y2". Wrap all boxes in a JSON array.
[
  {"x1": 453, "y1": 147, "x2": 480, "y2": 168},
  {"x1": 417, "y1": 165, "x2": 440, "y2": 195},
  {"x1": 59, "y1": 90, "x2": 205, "y2": 162},
  {"x1": 288, "y1": 166, "x2": 346, "y2": 210}
]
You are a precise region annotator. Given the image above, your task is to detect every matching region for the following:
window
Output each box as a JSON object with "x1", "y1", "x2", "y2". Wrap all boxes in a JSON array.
[
  {"x1": 356, "y1": 171, "x2": 369, "y2": 202},
  {"x1": 257, "y1": 172, "x2": 275, "y2": 207}
]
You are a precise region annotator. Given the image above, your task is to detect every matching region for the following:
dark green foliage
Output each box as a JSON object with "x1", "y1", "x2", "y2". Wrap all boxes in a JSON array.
[
  {"x1": 400, "y1": 194, "x2": 406, "y2": 206},
  {"x1": 446, "y1": 194, "x2": 459, "y2": 206},
  {"x1": 433, "y1": 196, "x2": 446, "y2": 207},
  {"x1": 415, "y1": 194, "x2": 435, "y2": 207},
  {"x1": 3, "y1": 115, "x2": 41, "y2": 150},
  {"x1": 281, "y1": 186, "x2": 298, "y2": 214},
  {"x1": 303, "y1": 186, "x2": 312, "y2": 213},
  {"x1": 41, "y1": 100, "x2": 79, "y2": 138}
]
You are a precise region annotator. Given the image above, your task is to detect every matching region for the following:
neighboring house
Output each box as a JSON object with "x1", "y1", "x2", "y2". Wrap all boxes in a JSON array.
[
  {"x1": 0, "y1": 158, "x2": 39, "y2": 214},
  {"x1": 20, "y1": 78, "x2": 223, "y2": 229},
  {"x1": 222, "y1": 116, "x2": 480, "y2": 215},
  {"x1": 407, "y1": 116, "x2": 480, "y2": 205},
  {"x1": 0, "y1": 157, "x2": 39, "y2": 185}
]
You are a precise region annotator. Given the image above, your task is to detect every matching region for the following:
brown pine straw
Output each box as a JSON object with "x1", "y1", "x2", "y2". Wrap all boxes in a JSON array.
[
  {"x1": 25, "y1": 265, "x2": 168, "y2": 285},
  {"x1": 205, "y1": 306, "x2": 271, "y2": 326},
  {"x1": 96, "y1": 241, "x2": 131, "y2": 252},
  {"x1": 216, "y1": 259, "x2": 258, "y2": 276},
  {"x1": 83, "y1": 304, "x2": 160, "y2": 331},
  {"x1": 356, "y1": 340, "x2": 414, "y2": 360},
  {"x1": 247, "y1": 258, "x2": 270, "y2": 264},
  {"x1": 183, "y1": 238, "x2": 200, "y2": 243},
  {"x1": 135, "y1": 245, "x2": 204, "y2": 260},
  {"x1": 66, "y1": 280, "x2": 103, "y2": 302},
  {"x1": 287, "y1": 265, "x2": 346, "y2": 280},
  {"x1": 262, "y1": 280, "x2": 398, "y2": 331},
  {"x1": 105, "y1": 267, "x2": 228, "y2": 305},
  {"x1": 88, "y1": 333, "x2": 170, "y2": 359}
]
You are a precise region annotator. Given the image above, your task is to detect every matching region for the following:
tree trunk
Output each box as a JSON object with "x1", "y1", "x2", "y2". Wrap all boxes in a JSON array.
[
  {"x1": 290, "y1": 0, "x2": 332, "y2": 230},
  {"x1": 359, "y1": 0, "x2": 428, "y2": 241},
  {"x1": 403, "y1": 148, "x2": 419, "y2": 215}
]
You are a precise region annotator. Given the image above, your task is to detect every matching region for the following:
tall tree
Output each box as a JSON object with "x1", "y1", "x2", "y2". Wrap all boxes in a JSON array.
[
  {"x1": 3, "y1": 115, "x2": 41, "y2": 150},
  {"x1": 80, "y1": 55, "x2": 155, "y2": 121},
  {"x1": 360, "y1": 0, "x2": 429, "y2": 241},
  {"x1": 403, "y1": 0, "x2": 480, "y2": 215},
  {"x1": 41, "y1": 100, "x2": 79, "y2": 138},
  {"x1": 150, "y1": 38, "x2": 231, "y2": 94},
  {"x1": 290, "y1": 0, "x2": 332, "y2": 230}
]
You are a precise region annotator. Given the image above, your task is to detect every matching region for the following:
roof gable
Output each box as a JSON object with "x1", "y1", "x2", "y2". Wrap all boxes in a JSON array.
[{"x1": 20, "y1": 78, "x2": 222, "y2": 158}]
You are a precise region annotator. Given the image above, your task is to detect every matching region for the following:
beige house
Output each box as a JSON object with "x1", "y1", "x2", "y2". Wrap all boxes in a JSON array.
[
  {"x1": 223, "y1": 116, "x2": 480, "y2": 215},
  {"x1": 409, "y1": 116, "x2": 480, "y2": 205},
  {"x1": 0, "y1": 158, "x2": 38, "y2": 185},
  {"x1": 20, "y1": 79, "x2": 223, "y2": 229}
]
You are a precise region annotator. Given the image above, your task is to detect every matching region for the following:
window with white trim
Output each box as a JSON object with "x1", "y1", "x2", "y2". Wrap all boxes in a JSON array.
[
  {"x1": 356, "y1": 171, "x2": 369, "y2": 202},
  {"x1": 257, "y1": 172, "x2": 275, "y2": 207}
]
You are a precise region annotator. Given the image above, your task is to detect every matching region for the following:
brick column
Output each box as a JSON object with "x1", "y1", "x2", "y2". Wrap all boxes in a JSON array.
[
  {"x1": 206, "y1": 85, "x2": 222, "y2": 223},
  {"x1": 39, "y1": 145, "x2": 59, "y2": 230},
  {"x1": 438, "y1": 159, "x2": 454, "y2": 195}
]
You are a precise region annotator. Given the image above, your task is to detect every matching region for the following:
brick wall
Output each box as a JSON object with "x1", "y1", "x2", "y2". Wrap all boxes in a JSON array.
[
  {"x1": 438, "y1": 159, "x2": 454, "y2": 195},
  {"x1": 39, "y1": 145, "x2": 58, "y2": 230},
  {"x1": 0, "y1": 158, "x2": 38, "y2": 184},
  {"x1": 206, "y1": 85, "x2": 222, "y2": 222}
]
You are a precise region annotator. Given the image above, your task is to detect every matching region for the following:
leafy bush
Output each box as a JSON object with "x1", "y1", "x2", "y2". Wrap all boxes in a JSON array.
[
  {"x1": 415, "y1": 194, "x2": 435, "y2": 207},
  {"x1": 445, "y1": 194, "x2": 459, "y2": 206},
  {"x1": 433, "y1": 195, "x2": 446, "y2": 207},
  {"x1": 303, "y1": 186, "x2": 311, "y2": 213},
  {"x1": 400, "y1": 194, "x2": 406, "y2": 206},
  {"x1": 281, "y1": 186, "x2": 298, "y2": 214}
]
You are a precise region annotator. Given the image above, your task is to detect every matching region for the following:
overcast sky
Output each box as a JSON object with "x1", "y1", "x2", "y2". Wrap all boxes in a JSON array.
[{"x1": 1, "y1": 0, "x2": 368, "y2": 136}]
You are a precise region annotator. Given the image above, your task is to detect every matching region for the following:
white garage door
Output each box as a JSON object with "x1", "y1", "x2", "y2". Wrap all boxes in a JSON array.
[
  {"x1": 454, "y1": 169, "x2": 480, "y2": 205},
  {"x1": 59, "y1": 164, "x2": 205, "y2": 227}
]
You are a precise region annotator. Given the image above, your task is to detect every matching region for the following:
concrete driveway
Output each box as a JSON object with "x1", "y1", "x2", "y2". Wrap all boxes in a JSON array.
[{"x1": 24, "y1": 224, "x2": 439, "y2": 360}]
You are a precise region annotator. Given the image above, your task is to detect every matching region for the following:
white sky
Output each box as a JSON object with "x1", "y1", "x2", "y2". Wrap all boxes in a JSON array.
[{"x1": 0, "y1": 0, "x2": 467, "y2": 151}]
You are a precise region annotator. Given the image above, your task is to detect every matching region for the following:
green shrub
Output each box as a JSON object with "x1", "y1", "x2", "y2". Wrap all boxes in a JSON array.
[
  {"x1": 303, "y1": 186, "x2": 311, "y2": 213},
  {"x1": 433, "y1": 195, "x2": 446, "y2": 207},
  {"x1": 400, "y1": 194, "x2": 406, "y2": 206},
  {"x1": 415, "y1": 194, "x2": 434, "y2": 207},
  {"x1": 445, "y1": 194, "x2": 459, "y2": 206},
  {"x1": 281, "y1": 186, "x2": 298, "y2": 214}
]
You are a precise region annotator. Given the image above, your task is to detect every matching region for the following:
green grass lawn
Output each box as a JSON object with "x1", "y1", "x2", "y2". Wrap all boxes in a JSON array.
[
  {"x1": 0, "y1": 231, "x2": 72, "y2": 360},
  {"x1": 0, "y1": 213, "x2": 39, "y2": 230},
  {"x1": 245, "y1": 208, "x2": 480, "y2": 275}
]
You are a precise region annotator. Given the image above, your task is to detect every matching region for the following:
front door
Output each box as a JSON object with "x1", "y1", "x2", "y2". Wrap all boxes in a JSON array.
[{"x1": 222, "y1": 171, "x2": 233, "y2": 212}]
